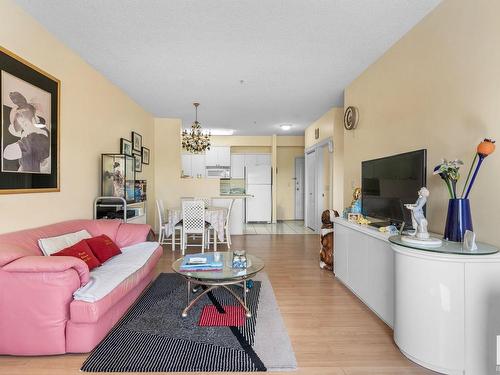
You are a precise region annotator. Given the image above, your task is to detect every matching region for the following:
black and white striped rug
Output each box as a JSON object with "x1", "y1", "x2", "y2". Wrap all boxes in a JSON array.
[{"x1": 81, "y1": 272, "x2": 296, "y2": 372}]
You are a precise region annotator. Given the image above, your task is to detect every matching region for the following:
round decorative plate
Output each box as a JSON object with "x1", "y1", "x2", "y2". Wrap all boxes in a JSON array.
[{"x1": 344, "y1": 106, "x2": 359, "y2": 130}]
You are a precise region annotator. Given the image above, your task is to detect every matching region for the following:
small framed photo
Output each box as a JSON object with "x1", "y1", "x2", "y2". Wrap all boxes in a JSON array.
[
  {"x1": 131, "y1": 131, "x2": 142, "y2": 152},
  {"x1": 348, "y1": 213, "x2": 362, "y2": 223},
  {"x1": 120, "y1": 138, "x2": 132, "y2": 156},
  {"x1": 141, "y1": 146, "x2": 150, "y2": 165},
  {"x1": 134, "y1": 154, "x2": 142, "y2": 173}
]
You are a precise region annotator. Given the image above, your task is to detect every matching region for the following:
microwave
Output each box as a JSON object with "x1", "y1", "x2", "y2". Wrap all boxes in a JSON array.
[{"x1": 206, "y1": 167, "x2": 231, "y2": 179}]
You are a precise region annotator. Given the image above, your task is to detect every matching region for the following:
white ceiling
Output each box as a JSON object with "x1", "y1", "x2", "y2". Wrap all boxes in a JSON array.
[{"x1": 15, "y1": 0, "x2": 440, "y2": 135}]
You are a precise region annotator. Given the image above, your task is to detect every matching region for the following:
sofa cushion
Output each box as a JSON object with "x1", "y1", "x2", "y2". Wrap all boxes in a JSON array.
[
  {"x1": 86, "y1": 235, "x2": 121, "y2": 263},
  {"x1": 73, "y1": 242, "x2": 160, "y2": 303},
  {"x1": 38, "y1": 229, "x2": 91, "y2": 256},
  {"x1": 52, "y1": 240, "x2": 101, "y2": 271},
  {"x1": 70, "y1": 243, "x2": 162, "y2": 323}
]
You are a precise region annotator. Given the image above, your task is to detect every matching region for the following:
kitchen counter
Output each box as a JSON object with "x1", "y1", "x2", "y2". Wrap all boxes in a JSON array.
[{"x1": 212, "y1": 196, "x2": 248, "y2": 235}]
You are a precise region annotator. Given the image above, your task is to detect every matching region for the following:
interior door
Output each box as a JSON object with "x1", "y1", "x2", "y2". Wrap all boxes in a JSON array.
[
  {"x1": 294, "y1": 157, "x2": 305, "y2": 220},
  {"x1": 305, "y1": 150, "x2": 316, "y2": 230}
]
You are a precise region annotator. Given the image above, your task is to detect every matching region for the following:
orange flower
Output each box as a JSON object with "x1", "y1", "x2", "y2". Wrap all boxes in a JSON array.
[{"x1": 477, "y1": 138, "x2": 496, "y2": 157}]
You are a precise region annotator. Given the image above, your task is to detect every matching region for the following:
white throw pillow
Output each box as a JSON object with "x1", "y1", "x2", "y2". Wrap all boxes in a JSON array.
[{"x1": 38, "y1": 229, "x2": 92, "y2": 256}]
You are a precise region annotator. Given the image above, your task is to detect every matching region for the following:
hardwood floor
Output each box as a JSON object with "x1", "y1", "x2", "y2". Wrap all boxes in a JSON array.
[{"x1": 1, "y1": 234, "x2": 435, "y2": 375}]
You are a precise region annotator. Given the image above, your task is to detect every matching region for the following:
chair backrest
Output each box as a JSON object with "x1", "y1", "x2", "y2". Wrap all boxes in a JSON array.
[
  {"x1": 195, "y1": 197, "x2": 212, "y2": 209},
  {"x1": 182, "y1": 200, "x2": 205, "y2": 235},
  {"x1": 225, "y1": 199, "x2": 235, "y2": 227},
  {"x1": 155, "y1": 199, "x2": 167, "y2": 229}
]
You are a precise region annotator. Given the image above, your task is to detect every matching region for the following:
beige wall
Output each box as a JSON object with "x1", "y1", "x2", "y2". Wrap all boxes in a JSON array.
[
  {"x1": 304, "y1": 107, "x2": 344, "y2": 212},
  {"x1": 276, "y1": 146, "x2": 304, "y2": 220},
  {"x1": 344, "y1": 0, "x2": 500, "y2": 244},
  {"x1": 0, "y1": 0, "x2": 155, "y2": 233}
]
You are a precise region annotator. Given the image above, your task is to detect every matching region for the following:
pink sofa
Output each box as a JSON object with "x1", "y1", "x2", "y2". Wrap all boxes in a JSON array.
[{"x1": 0, "y1": 219, "x2": 163, "y2": 356}]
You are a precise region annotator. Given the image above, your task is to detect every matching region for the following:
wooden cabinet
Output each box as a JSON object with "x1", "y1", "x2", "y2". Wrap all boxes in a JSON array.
[
  {"x1": 205, "y1": 146, "x2": 230, "y2": 167},
  {"x1": 231, "y1": 154, "x2": 245, "y2": 178}
]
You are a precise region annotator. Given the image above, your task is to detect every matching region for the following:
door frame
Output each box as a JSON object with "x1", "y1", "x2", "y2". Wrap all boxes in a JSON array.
[
  {"x1": 304, "y1": 137, "x2": 333, "y2": 232},
  {"x1": 294, "y1": 156, "x2": 305, "y2": 220}
]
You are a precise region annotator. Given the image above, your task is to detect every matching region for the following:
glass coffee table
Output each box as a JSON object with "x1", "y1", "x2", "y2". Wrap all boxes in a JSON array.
[{"x1": 172, "y1": 252, "x2": 264, "y2": 318}]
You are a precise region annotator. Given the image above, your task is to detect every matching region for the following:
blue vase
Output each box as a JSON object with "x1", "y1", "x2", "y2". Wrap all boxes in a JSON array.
[{"x1": 444, "y1": 198, "x2": 473, "y2": 242}]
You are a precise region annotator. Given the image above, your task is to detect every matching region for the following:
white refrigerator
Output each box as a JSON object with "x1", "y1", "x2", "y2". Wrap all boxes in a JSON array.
[{"x1": 245, "y1": 165, "x2": 272, "y2": 223}]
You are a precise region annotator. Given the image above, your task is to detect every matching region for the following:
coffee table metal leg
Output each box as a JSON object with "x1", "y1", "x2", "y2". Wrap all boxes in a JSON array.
[
  {"x1": 182, "y1": 285, "x2": 217, "y2": 317},
  {"x1": 221, "y1": 285, "x2": 252, "y2": 318}
]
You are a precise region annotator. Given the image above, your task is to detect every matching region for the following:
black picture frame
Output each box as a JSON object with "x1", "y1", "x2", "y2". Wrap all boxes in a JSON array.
[
  {"x1": 0, "y1": 47, "x2": 60, "y2": 194},
  {"x1": 141, "y1": 146, "x2": 150, "y2": 165},
  {"x1": 134, "y1": 154, "x2": 142, "y2": 173},
  {"x1": 132, "y1": 131, "x2": 142, "y2": 152},
  {"x1": 120, "y1": 138, "x2": 132, "y2": 156}
]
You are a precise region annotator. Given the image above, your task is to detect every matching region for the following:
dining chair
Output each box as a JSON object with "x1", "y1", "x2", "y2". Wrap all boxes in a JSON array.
[
  {"x1": 156, "y1": 199, "x2": 183, "y2": 251},
  {"x1": 181, "y1": 199, "x2": 206, "y2": 255},
  {"x1": 207, "y1": 198, "x2": 234, "y2": 250},
  {"x1": 195, "y1": 197, "x2": 212, "y2": 209}
]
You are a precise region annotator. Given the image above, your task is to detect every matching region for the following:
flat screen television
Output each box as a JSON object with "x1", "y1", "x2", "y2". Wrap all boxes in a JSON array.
[{"x1": 361, "y1": 149, "x2": 427, "y2": 228}]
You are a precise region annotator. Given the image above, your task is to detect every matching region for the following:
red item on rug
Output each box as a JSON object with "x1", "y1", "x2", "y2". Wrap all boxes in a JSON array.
[
  {"x1": 52, "y1": 239, "x2": 101, "y2": 270},
  {"x1": 198, "y1": 305, "x2": 246, "y2": 327},
  {"x1": 86, "y1": 234, "x2": 121, "y2": 263}
]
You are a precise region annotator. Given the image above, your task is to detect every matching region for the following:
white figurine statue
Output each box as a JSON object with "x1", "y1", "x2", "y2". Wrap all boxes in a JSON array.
[
  {"x1": 404, "y1": 187, "x2": 430, "y2": 239},
  {"x1": 401, "y1": 187, "x2": 442, "y2": 247}
]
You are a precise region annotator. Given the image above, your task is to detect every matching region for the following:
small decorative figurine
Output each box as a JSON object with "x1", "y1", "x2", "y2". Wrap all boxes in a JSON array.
[
  {"x1": 351, "y1": 187, "x2": 362, "y2": 214},
  {"x1": 401, "y1": 187, "x2": 442, "y2": 247}
]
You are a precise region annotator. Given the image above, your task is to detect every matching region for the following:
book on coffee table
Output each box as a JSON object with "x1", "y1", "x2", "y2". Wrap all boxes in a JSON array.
[{"x1": 180, "y1": 253, "x2": 223, "y2": 271}]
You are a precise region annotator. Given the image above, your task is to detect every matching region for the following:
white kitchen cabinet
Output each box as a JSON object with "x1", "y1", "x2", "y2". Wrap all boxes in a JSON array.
[
  {"x1": 191, "y1": 154, "x2": 206, "y2": 178},
  {"x1": 244, "y1": 154, "x2": 257, "y2": 167},
  {"x1": 231, "y1": 154, "x2": 245, "y2": 178},
  {"x1": 205, "y1": 148, "x2": 218, "y2": 166},
  {"x1": 217, "y1": 147, "x2": 231, "y2": 167},
  {"x1": 256, "y1": 154, "x2": 271, "y2": 166},
  {"x1": 181, "y1": 154, "x2": 192, "y2": 176},
  {"x1": 205, "y1": 146, "x2": 230, "y2": 167}
]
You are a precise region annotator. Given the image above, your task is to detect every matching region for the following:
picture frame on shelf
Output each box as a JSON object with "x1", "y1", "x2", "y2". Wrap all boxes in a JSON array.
[
  {"x1": 134, "y1": 154, "x2": 142, "y2": 173},
  {"x1": 132, "y1": 131, "x2": 142, "y2": 152},
  {"x1": 120, "y1": 138, "x2": 132, "y2": 156},
  {"x1": 0, "y1": 46, "x2": 60, "y2": 194},
  {"x1": 141, "y1": 146, "x2": 150, "y2": 165}
]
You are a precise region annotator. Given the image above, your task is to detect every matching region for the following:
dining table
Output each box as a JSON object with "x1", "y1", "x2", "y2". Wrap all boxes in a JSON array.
[{"x1": 165, "y1": 206, "x2": 228, "y2": 242}]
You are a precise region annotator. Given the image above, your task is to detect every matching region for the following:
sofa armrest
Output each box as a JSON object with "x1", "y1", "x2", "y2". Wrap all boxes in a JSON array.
[
  {"x1": 115, "y1": 223, "x2": 152, "y2": 248},
  {"x1": 0, "y1": 256, "x2": 88, "y2": 355},
  {"x1": 3, "y1": 255, "x2": 89, "y2": 286}
]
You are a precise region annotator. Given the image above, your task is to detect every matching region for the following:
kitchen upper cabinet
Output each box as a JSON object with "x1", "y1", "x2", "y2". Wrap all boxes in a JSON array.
[
  {"x1": 244, "y1": 154, "x2": 271, "y2": 167},
  {"x1": 191, "y1": 154, "x2": 206, "y2": 178},
  {"x1": 181, "y1": 154, "x2": 192, "y2": 177},
  {"x1": 182, "y1": 153, "x2": 205, "y2": 177},
  {"x1": 244, "y1": 154, "x2": 257, "y2": 167},
  {"x1": 206, "y1": 146, "x2": 230, "y2": 167},
  {"x1": 217, "y1": 147, "x2": 231, "y2": 167},
  {"x1": 231, "y1": 154, "x2": 245, "y2": 178},
  {"x1": 256, "y1": 154, "x2": 272, "y2": 166}
]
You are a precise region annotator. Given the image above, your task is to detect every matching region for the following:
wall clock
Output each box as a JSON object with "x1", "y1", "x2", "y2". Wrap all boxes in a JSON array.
[{"x1": 344, "y1": 106, "x2": 359, "y2": 130}]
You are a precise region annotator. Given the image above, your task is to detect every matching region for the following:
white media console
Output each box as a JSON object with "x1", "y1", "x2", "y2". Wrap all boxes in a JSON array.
[{"x1": 333, "y1": 217, "x2": 500, "y2": 375}]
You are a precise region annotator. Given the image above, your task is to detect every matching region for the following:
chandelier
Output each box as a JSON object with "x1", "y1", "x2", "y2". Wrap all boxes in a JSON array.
[{"x1": 181, "y1": 102, "x2": 211, "y2": 154}]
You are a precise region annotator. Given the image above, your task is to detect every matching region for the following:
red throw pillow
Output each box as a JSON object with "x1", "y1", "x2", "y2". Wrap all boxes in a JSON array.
[
  {"x1": 52, "y1": 239, "x2": 101, "y2": 270},
  {"x1": 86, "y1": 235, "x2": 121, "y2": 263}
]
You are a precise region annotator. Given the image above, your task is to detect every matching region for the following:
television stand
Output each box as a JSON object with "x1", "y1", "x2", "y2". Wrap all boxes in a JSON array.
[{"x1": 368, "y1": 221, "x2": 391, "y2": 228}]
